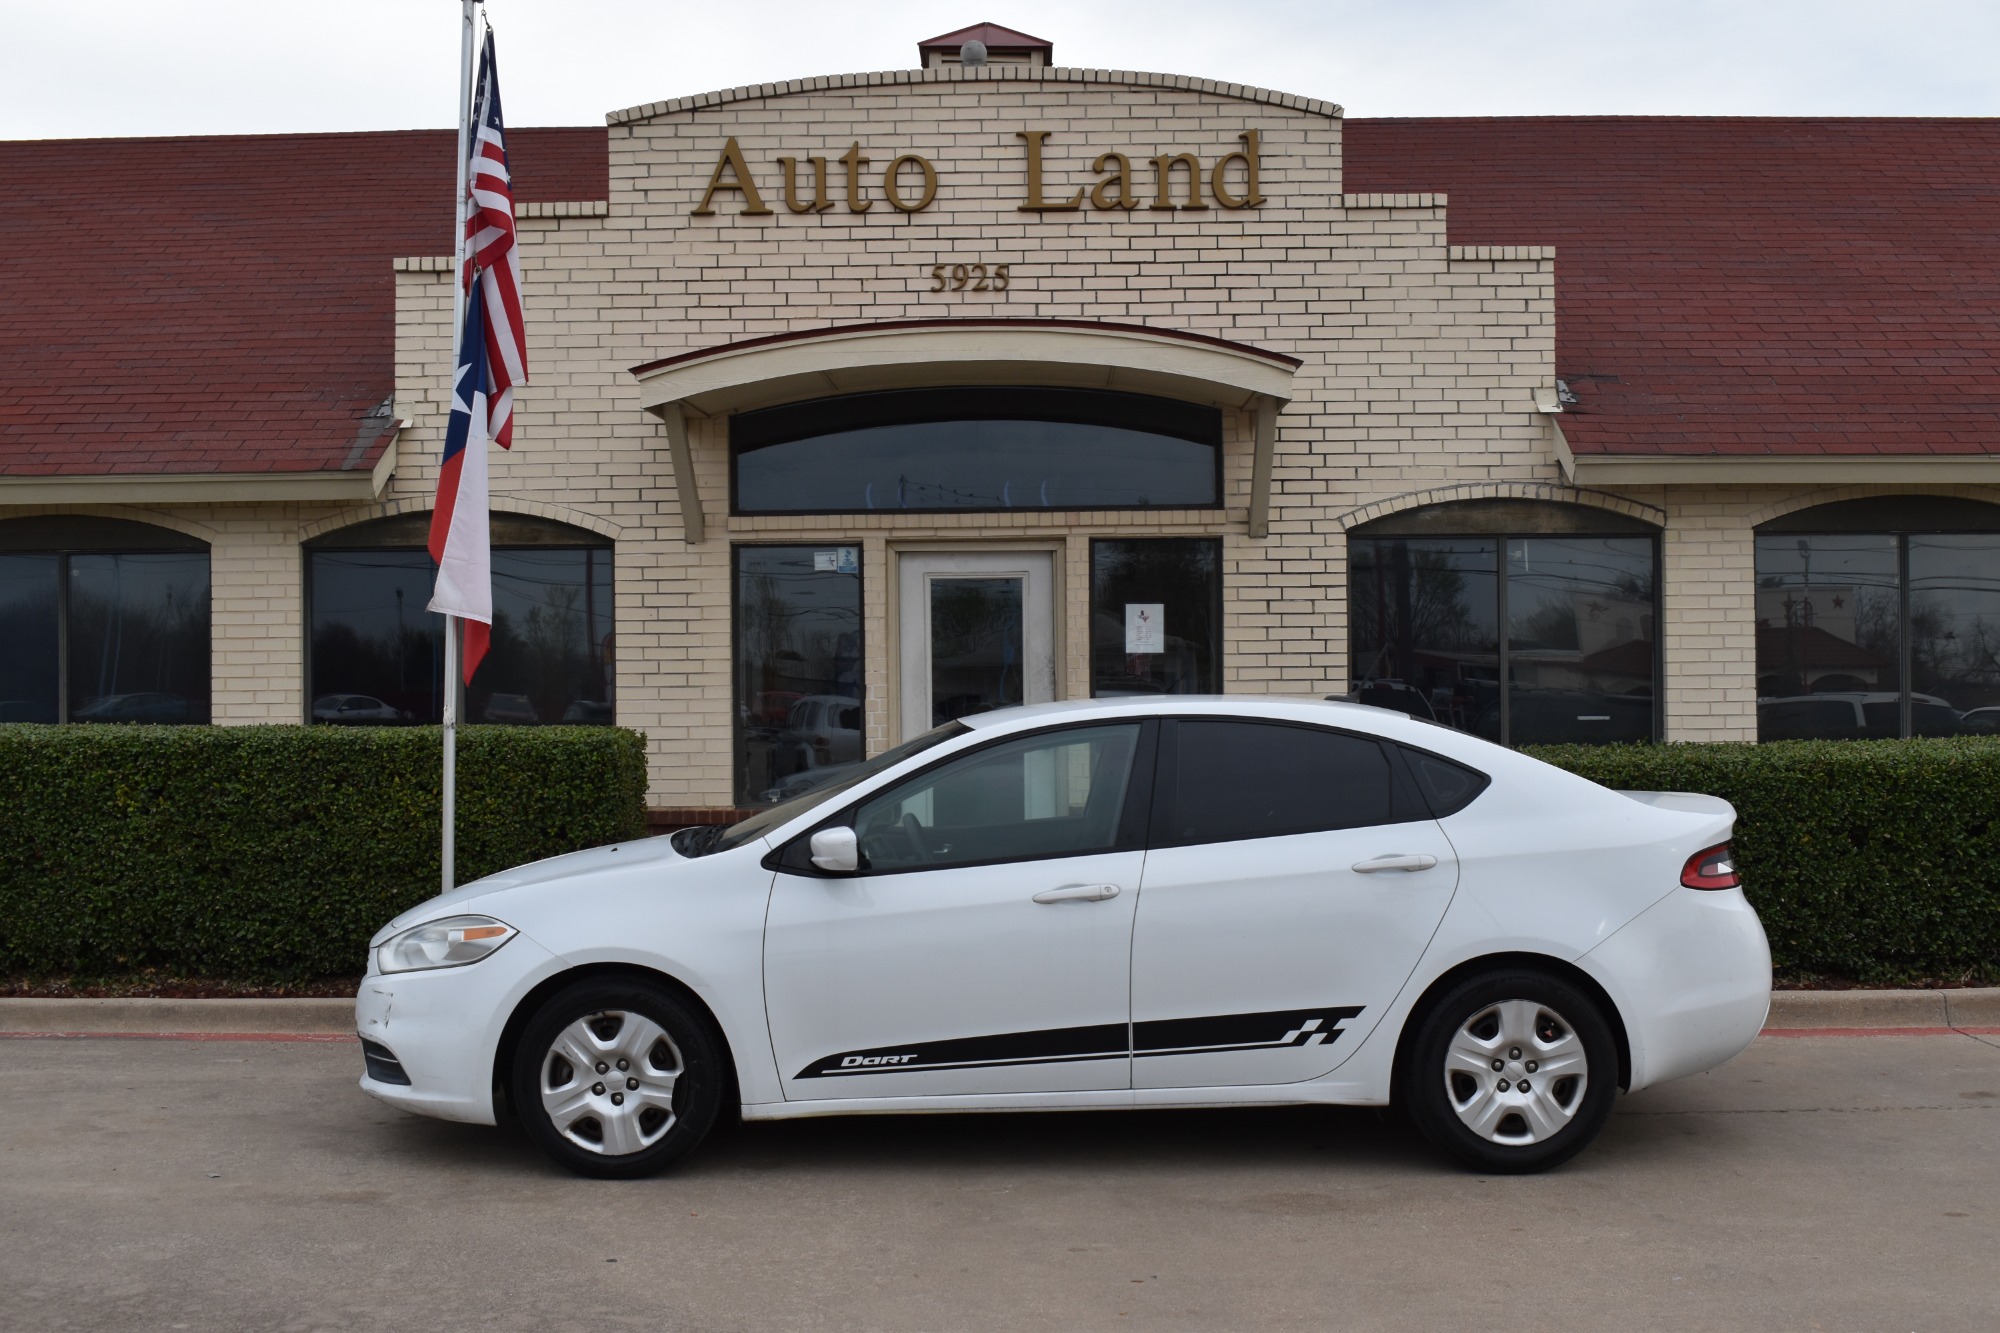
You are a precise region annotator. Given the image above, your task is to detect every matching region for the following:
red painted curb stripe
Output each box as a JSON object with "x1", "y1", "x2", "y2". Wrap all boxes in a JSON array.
[
  {"x1": 0, "y1": 1031, "x2": 357, "y2": 1043},
  {"x1": 1760, "y1": 1026, "x2": 2000, "y2": 1038}
]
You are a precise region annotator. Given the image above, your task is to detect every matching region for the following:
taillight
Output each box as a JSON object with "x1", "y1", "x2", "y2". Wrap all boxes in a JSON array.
[{"x1": 1682, "y1": 842, "x2": 1740, "y2": 890}]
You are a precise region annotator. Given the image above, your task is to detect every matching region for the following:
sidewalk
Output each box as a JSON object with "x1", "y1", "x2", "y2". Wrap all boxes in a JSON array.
[{"x1": 4, "y1": 988, "x2": 1997, "y2": 1037}]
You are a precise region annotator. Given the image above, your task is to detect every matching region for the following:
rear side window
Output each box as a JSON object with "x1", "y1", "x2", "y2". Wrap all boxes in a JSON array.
[
  {"x1": 1396, "y1": 745, "x2": 1490, "y2": 818},
  {"x1": 1167, "y1": 720, "x2": 1392, "y2": 845}
]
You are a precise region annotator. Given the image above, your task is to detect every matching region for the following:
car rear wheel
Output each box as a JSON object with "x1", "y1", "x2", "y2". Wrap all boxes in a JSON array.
[
  {"x1": 1403, "y1": 969, "x2": 1617, "y2": 1174},
  {"x1": 511, "y1": 977, "x2": 726, "y2": 1179}
]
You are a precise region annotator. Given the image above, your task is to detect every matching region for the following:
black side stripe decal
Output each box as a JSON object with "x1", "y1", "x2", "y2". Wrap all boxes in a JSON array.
[{"x1": 794, "y1": 1007, "x2": 1364, "y2": 1079}]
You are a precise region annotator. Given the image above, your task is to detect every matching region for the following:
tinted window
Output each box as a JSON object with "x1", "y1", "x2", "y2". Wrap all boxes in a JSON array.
[
  {"x1": 1169, "y1": 721, "x2": 1392, "y2": 845},
  {"x1": 733, "y1": 388, "x2": 1220, "y2": 514},
  {"x1": 1399, "y1": 746, "x2": 1490, "y2": 817},
  {"x1": 734, "y1": 545, "x2": 863, "y2": 805},
  {"x1": 852, "y1": 724, "x2": 1142, "y2": 873},
  {"x1": 308, "y1": 545, "x2": 613, "y2": 727},
  {"x1": 0, "y1": 528, "x2": 211, "y2": 726},
  {"x1": 1090, "y1": 538, "x2": 1222, "y2": 697}
]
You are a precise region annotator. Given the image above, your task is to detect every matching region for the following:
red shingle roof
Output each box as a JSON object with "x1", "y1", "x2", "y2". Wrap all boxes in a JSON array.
[
  {"x1": 6, "y1": 115, "x2": 1999, "y2": 478},
  {"x1": 0, "y1": 128, "x2": 605, "y2": 477},
  {"x1": 1344, "y1": 117, "x2": 2000, "y2": 457}
]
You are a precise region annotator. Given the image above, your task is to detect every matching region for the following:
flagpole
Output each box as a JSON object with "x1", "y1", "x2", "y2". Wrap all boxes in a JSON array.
[{"x1": 442, "y1": 0, "x2": 477, "y2": 895}]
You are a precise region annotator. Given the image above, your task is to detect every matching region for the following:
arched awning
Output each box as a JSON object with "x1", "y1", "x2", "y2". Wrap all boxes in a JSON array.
[{"x1": 629, "y1": 320, "x2": 1299, "y2": 541}]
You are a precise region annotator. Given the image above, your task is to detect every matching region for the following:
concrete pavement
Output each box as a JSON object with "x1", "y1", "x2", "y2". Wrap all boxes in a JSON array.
[{"x1": 1, "y1": 1029, "x2": 1996, "y2": 1331}]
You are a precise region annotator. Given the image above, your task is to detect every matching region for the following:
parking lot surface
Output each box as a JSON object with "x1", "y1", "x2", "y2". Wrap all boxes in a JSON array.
[{"x1": 1, "y1": 1031, "x2": 1996, "y2": 1332}]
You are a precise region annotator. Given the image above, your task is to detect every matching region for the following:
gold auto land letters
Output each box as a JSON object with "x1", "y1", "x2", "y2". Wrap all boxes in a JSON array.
[{"x1": 692, "y1": 130, "x2": 1266, "y2": 217}]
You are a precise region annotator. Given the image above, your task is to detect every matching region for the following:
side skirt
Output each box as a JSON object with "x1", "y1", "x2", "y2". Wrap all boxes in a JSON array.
[{"x1": 741, "y1": 1079, "x2": 1388, "y2": 1122}]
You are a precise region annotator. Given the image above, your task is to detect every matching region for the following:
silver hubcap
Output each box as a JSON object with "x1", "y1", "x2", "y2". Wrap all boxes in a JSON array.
[
  {"x1": 1443, "y1": 999, "x2": 1588, "y2": 1146},
  {"x1": 540, "y1": 1010, "x2": 683, "y2": 1156}
]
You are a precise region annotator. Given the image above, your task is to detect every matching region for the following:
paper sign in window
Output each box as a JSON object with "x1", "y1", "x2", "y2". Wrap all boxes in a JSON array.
[{"x1": 1125, "y1": 603, "x2": 1165, "y2": 654}]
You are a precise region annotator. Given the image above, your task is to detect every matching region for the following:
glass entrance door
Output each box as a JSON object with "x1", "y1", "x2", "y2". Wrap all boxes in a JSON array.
[{"x1": 898, "y1": 551, "x2": 1056, "y2": 738}]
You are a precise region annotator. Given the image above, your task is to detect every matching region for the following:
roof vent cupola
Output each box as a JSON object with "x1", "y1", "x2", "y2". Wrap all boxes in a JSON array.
[{"x1": 918, "y1": 22, "x2": 1053, "y2": 70}]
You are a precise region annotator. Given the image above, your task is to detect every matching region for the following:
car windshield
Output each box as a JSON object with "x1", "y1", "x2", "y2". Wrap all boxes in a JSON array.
[{"x1": 704, "y1": 721, "x2": 972, "y2": 856}]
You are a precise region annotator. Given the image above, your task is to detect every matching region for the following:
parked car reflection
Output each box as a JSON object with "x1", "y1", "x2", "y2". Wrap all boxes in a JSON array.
[
  {"x1": 70, "y1": 692, "x2": 190, "y2": 724},
  {"x1": 311, "y1": 693, "x2": 411, "y2": 725},
  {"x1": 1758, "y1": 691, "x2": 1971, "y2": 740},
  {"x1": 481, "y1": 693, "x2": 540, "y2": 724}
]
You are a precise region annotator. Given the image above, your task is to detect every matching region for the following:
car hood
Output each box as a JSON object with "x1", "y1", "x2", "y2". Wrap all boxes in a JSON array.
[{"x1": 370, "y1": 834, "x2": 690, "y2": 944}]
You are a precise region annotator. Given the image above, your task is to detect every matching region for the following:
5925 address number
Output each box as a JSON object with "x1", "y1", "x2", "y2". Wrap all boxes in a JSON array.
[{"x1": 929, "y1": 263, "x2": 1011, "y2": 293}]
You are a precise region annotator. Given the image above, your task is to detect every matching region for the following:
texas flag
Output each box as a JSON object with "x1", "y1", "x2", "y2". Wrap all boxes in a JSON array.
[{"x1": 427, "y1": 282, "x2": 494, "y2": 682}]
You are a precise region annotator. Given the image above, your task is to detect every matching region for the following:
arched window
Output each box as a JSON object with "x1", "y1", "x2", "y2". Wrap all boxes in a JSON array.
[
  {"x1": 1754, "y1": 496, "x2": 2000, "y2": 739},
  {"x1": 305, "y1": 513, "x2": 614, "y2": 726},
  {"x1": 731, "y1": 387, "x2": 1222, "y2": 514},
  {"x1": 0, "y1": 516, "x2": 211, "y2": 724},
  {"x1": 1347, "y1": 500, "x2": 1661, "y2": 746}
]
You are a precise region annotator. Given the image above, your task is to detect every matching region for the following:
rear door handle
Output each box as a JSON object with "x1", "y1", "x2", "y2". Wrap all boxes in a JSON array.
[
  {"x1": 1032, "y1": 883, "x2": 1122, "y2": 904},
  {"x1": 1352, "y1": 854, "x2": 1439, "y2": 874}
]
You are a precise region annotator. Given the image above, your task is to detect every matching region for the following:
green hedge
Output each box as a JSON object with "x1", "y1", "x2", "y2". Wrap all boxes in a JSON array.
[
  {"x1": 1525, "y1": 737, "x2": 2000, "y2": 985},
  {"x1": 0, "y1": 726, "x2": 648, "y2": 981}
]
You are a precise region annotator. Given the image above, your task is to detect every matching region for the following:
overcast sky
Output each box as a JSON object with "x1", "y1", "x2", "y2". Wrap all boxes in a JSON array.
[{"x1": 3, "y1": 0, "x2": 1998, "y2": 139}]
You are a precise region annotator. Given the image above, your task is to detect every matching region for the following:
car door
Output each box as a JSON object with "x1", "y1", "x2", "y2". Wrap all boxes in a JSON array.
[
  {"x1": 1129, "y1": 718, "x2": 1460, "y2": 1089},
  {"x1": 763, "y1": 720, "x2": 1155, "y2": 1100}
]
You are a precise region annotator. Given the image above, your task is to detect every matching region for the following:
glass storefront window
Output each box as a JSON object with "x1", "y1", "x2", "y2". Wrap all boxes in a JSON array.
[
  {"x1": 67, "y1": 554, "x2": 212, "y2": 723},
  {"x1": 0, "y1": 553, "x2": 60, "y2": 722},
  {"x1": 733, "y1": 388, "x2": 1221, "y2": 514},
  {"x1": 1910, "y1": 535, "x2": 2000, "y2": 731},
  {"x1": 1090, "y1": 538, "x2": 1223, "y2": 696},
  {"x1": 1753, "y1": 535, "x2": 1901, "y2": 738},
  {"x1": 1349, "y1": 527, "x2": 1658, "y2": 746},
  {"x1": 0, "y1": 519, "x2": 211, "y2": 724},
  {"x1": 735, "y1": 544, "x2": 864, "y2": 806},
  {"x1": 306, "y1": 516, "x2": 613, "y2": 728},
  {"x1": 1505, "y1": 537, "x2": 1658, "y2": 745},
  {"x1": 1349, "y1": 538, "x2": 1501, "y2": 735},
  {"x1": 1754, "y1": 508, "x2": 2000, "y2": 738}
]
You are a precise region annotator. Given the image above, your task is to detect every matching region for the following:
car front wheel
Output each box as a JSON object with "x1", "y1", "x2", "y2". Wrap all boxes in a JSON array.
[
  {"x1": 1403, "y1": 970, "x2": 1618, "y2": 1174},
  {"x1": 511, "y1": 977, "x2": 726, "y2": 1179}
]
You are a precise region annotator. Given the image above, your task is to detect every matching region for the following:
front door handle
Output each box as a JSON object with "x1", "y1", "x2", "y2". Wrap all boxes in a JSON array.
[
  {"x1": 1352, "y1": 854, "x2": 1439, "y2": 874},
  {"x1": 1032, "y1": 883, "x2": 1122, "y2": 904}
]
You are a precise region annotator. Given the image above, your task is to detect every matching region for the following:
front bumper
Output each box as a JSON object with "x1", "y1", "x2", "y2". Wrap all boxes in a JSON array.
[
  {"x1": 1582, "y1": 885, "x2": 1772, "y2": 1091},
  {"x1": 355, "y1": 931, "x2": 565, "y2": 1125}
]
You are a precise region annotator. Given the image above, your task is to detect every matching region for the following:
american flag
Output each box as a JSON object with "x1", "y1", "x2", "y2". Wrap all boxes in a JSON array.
[{"x1": 463, "y1": 29, "x2": 526, "y2": 448}]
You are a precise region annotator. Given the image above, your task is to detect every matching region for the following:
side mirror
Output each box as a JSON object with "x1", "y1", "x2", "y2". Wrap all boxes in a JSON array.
[{"x1": 809, "y1": 826, "x2": 860, "y2": 874}]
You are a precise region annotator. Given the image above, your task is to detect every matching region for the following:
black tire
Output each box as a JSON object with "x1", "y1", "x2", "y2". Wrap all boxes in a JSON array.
[
  {"x1": 1401, "y1": 969, "x2": 1618, "y2": 1174},
  {"x1": 511, "y1": 977, "x2": 727, "y2": 1179}
]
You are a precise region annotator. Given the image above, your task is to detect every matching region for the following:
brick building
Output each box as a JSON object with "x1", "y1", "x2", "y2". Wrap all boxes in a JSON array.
[{"x1": 5, "y1": 24, "x2": 1999, "y2": 819}]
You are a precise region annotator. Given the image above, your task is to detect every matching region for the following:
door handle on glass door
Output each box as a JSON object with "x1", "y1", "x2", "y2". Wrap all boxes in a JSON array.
[
  {"x1": 1351, "y1": 854, "x2": 1439, "y2": 873},
  {"x1": 1031, "y1": 883, "x2": 1122, "y2": 904}
]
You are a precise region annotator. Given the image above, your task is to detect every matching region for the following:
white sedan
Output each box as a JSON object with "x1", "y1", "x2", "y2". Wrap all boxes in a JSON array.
[{"x1": 357, "y1": 697, "x2": 1770, "y2": 1176}]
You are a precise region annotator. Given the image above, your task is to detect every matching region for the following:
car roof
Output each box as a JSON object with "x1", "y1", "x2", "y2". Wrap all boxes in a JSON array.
[{"x1": 958, "y1": 695, "x2": 1422, "y2": 731}]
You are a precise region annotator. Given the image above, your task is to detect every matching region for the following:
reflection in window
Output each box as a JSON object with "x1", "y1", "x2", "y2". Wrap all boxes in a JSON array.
[
  {"x1": 307, "y1": 519, "x2": 613, "y2": 729},
  {"x1": 1755, "y1": 517, "x2": 2000, "y2": 738},
  {"x1": 733, "y1": 388, "x2": 1221, "y2": 514},
  {"x1": 1350, "y1": 531, "x2": 1657, "y2": 746},
  {"x1": 735, "y1": 545, "x2": 863, "y2": 806},
  {"x1": 0, "y1": 520, "x2": 211, "y2": 724},
  {"x1": 1090, "y1": 539, "x2": 1222, "y2": 697},
  {"x1": 853, "y1": 723, "x2": 1141, "y2": 872}
]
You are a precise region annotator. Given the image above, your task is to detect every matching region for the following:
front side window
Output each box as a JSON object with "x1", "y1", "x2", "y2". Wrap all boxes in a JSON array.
[
  {"x1": 735, "y1": 545, "x2": 864, "y2": 805},
  {"x1": 0, "y1": 518, "x2": 211, "y2": 724},
  {"x1": 1166, "y1": 720, "x2": 1394, "y2": 845},
  {"x1": 1350, "y1": 523, "x2": 1658, "y2": 746},
  {"x1": 306, "y1": 514, "x2": 613, "y2": 727},
  {"x1": 852, "y1": 723, "x2": 1143, "y2": 873},
  {"x1": 732, "y1": 387, "x2": 1221, "y2": 514},
  {"x1": 1754, "y1": 501, "x2": 2000, "y2": 738}
]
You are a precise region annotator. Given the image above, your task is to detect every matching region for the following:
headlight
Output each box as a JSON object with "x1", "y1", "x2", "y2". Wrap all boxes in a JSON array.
[{"x1": 375, "y1": 914, "x2": 517, "y2": 975}]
